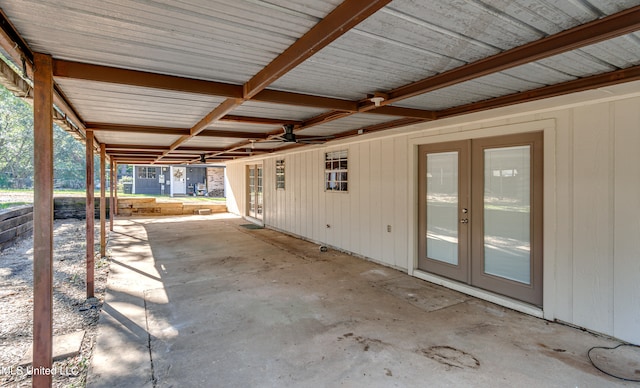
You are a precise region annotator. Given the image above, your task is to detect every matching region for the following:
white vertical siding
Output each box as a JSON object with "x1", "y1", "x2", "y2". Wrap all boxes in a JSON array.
[
  {"x1": 571, "y1": 104, "x2": 615, "y2": 335},
  {"x1": 381, "y1": 140, "x2": 395, "y2": 264},
  {"x1": 369, "y1": 140, "x2": 383, "y2": 262},
  {"x1": 612, "y1": 98, "x2": 640, "y2": 343},
  {"x1": 393, "y1": 137, "x2": 410, "y2": 269},
  {"x1": 358, "y1": 143, "x2": 372, "y2": 259},
  {"x1": 548, "y1": 110, "x2": 574, "y2": 323},
  {"x1": 225, "y1": 90, "x2": 640, "y2": 345}
]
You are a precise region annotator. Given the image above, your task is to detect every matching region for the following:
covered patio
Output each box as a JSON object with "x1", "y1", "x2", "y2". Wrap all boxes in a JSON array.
[
  {"x1": 1, "y1": 1, "x2": 640, "y2": 386},
  {"x1": 89, "y1": 214, "x2": 625, "y2": 386}
]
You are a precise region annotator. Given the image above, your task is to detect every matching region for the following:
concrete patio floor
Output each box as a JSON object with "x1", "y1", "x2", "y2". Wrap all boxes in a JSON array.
[{"x1": 87, "y1": 214, "x2": 630, "y2": 387}]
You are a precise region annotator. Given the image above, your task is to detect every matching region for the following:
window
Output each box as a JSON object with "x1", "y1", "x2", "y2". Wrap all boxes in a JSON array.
[
  {"x1": 138, "y1": 167, "x2": 157, "y2": 179},
  {"x1": 325, "y1": 150, "x2": 348, "y2": 192},
  {"x1": 275, "y1": 159, "x2": 285, "y2": 190}
]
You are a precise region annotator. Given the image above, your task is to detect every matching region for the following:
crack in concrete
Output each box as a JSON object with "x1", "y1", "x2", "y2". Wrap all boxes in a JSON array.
[{"x1": 143, "y1": 296, "x2": 157, "y2": 387}]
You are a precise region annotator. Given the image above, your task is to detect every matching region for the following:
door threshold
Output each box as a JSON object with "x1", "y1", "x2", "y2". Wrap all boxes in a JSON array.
[{"x1": 411, "y1": 269, "x2": 543, "y2": 318}]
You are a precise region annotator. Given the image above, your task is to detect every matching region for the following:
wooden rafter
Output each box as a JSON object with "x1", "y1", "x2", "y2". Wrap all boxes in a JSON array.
[
  {"x1": 253, "y1": 88, "x2": 358, "y2": 111},
  {"x1": 154, "y1": 98, "x2": 244, "y2": 162},
  {"x1": 87, "y1": 123, "x2": 273, "y2": 139},
  {"x1": 438, "y1": 64, "x2": 640, "y2": 118},
  {"x1": 367, "y1": 105, "x2": 437, "y2": 120},
  {"x1": 381, "y1": 5, "x2": 640, "y2": 106},
  {"x1": 220, "y1": 115, "x2": 301, "y2": 126},
  {"x1": 155, "y1": 0, "x2": 392, "y2": 163},
  {"x1": 299, "y1": 5, "x2": 640, "y2": 138},
  {"x1": 0, "y1": 11, "x2": 92, "y2": 143},
  {"x1": 88, "y1": 123, "x2": 189, "y2": 136},
  {"x1": 52, "y1": 60, "x2": 361, "y2": 112},
  {"x1": 53, "y1": 60, "x2": 243, "y2": 98},
  {"x1": 243, "y1": 0, "x2": 392, "y2": 99},
  {"x1": 0, "y1": 8, "x2": 33, "y2": 74}
]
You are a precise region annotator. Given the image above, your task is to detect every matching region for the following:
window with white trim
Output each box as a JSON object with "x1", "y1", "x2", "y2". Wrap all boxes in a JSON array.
[
  {"x1": 138, "y1": 167, "x2": 157, "y2": 179},
  {"x1": 325, "y1": 150, "x2": 348, "y2": 192},
  {"x1": 275, "y1": 159, "x2": 285, "y2": 190}
]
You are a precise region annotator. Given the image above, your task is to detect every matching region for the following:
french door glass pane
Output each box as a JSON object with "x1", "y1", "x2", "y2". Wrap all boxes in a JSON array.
[
  {"x1": 426, "y1": 152, "x2": 459, "y2": 265},
  {"x1": 483, "y1": 146, "x2": 531, "y2": 284}
]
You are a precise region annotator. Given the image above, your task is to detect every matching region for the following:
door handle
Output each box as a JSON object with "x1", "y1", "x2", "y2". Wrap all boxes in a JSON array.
[{"x1": 460, "y1": 219, "x2": 469, "y2": 224}]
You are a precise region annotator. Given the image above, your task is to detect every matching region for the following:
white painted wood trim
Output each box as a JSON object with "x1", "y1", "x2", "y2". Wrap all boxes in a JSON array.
[
  {"x1": 169, "y1": 166, "x2": 174, "y2": 197},
  {"x1": 413, "y1": 269, "x2": 544, "y2": 318}
]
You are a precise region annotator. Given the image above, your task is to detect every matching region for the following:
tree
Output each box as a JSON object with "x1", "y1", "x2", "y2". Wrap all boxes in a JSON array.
[
  {"x1": 0, "y1": 84, "x2": 93, "y2": 189},
  {"x1": 0, "y1": 85, "x2": 33, "y2": 188}
]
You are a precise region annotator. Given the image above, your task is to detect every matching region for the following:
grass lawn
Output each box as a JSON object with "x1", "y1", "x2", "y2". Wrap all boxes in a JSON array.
[
  {"x1": 122, "y1": 194, "x2": 226, "y2": 202},
  {"x1": 0, "y1": 202, "x2": 29, "y2": 210}
]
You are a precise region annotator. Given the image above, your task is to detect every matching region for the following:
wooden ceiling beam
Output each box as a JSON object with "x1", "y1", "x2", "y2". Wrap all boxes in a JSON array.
[
  {"x1": 105, "y1": 144, "x2": 239, "y2": 153},
  {"x1": 367, "y1": 105, "x2": 436, "y2": 120},
  {"x1": 88, "y1": 123, "x2": 190, "y2": 136},
  {"x1": 52, "y1": 85, "x2": 87, "y2": 132},
  {"x1": 88, "y1": 122, "x2": 273, "y2": 139},
  {"x1": 274, "y1": 99, "x2": 435, "y2": 138},
  {"x1": 438, "y1": 65, "x2": 640, "y2": 118},
  {"x1": 221, "y1": 115, "x2": 301, "y2": 125},
  {"x1": 301, "y1": 111, "x2": 354, "y2": 129},
  {"x1": 51, "y1": 59, "x2": 361, "y2": 111},
  {"x1": 0, "y1": 8, "x2": 33, "y2": 76},
  {"x1": 53, "y1": 59, "x2": 243, "y2": 98},
  {"x1": 197, "y1": 130, "x2": 268, "y2": 139},
  {"x1": 382, "y1": 5, "x2": 640, "y2": 105},
  {"x1": 105, "y1": 144, "x2": 170, "y2": 151},
  {"x1": 252, "y1": 89, "x2": 358, "y2": 111},
  {"x1": 243, "y1": 0, "x2": 392, "y2": 99},
  {"x1": 107, "y1": 150, "x2": 163, "y2": 155},
  {"x1": 111, "y1": 159, "x2": 193, "y2": 164},
  {"x1": 0, "y1": 11, "x2": 90, "y2": 141},
  {"x1": 154, "y1": 98, "x2": 245, "y2": 163}
]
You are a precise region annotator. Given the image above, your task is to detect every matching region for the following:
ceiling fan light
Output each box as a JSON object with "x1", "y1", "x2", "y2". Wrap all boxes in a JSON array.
[{"x1": 369, "y1": 92, "x2": 388, "y2": 107}]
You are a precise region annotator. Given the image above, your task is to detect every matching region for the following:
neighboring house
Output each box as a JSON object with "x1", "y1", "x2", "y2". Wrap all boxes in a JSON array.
[{"x1": 132, "y1": 165, "x2": 225, "y2": 197}]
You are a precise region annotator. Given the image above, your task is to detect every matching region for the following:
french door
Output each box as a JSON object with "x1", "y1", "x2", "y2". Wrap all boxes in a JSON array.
[
  {"x1": 247, "y1": 164, "x2": 263, "y2": 220},
  {"x1": 418, "y1": 132, "x2": 543, "y2": 306}
]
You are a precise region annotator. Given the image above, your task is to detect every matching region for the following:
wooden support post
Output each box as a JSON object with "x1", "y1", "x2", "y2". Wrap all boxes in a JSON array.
[
  {"x1": 33, "y1": 52, "x2": 54, "y2": 388},
  {"x1": 86, "y1": 130, "x2": 95, "y2": 298},
  {"x1": 100, "y1": 144, "x2": 106, "y2": 258},
  {"x1": 110, "y1": 159, "x2": 114, "y2": 231},
  {"x1": 114, "y1": 163, "x2": 118, "y2": 216}
]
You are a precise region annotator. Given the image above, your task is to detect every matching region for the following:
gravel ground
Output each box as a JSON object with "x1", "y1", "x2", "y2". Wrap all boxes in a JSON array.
[
  {"x1": 0, "y1": 192, "x2": 34, "y2": 205},
  {"x1": 0, "y1": 219, "x2": 110, "y2": 387}
]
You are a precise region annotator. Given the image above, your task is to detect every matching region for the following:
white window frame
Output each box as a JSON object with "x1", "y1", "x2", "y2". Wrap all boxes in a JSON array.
[
  {"x1": 138, "y1": 166, "x2": 157, "y2": 179},
  {"x1": 275, "y1": 159, "x2": 285, "y2": 190},
  {"x1": 325, "y1": 150, "x2": 348, "y2": 192}
]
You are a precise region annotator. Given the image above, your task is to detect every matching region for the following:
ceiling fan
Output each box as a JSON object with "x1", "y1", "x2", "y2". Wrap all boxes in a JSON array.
[{"x1": 264, "y1": 124, "x2": 335, "y2": 145}]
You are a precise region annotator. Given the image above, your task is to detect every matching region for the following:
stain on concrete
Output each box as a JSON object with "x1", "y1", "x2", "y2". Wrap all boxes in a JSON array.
[
  {"x1": 376, "y1": 276, "x2": 468, "y2": 313},
  {"x1": 419, "y1": 346, "x2": 480, "y2": 370}
]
